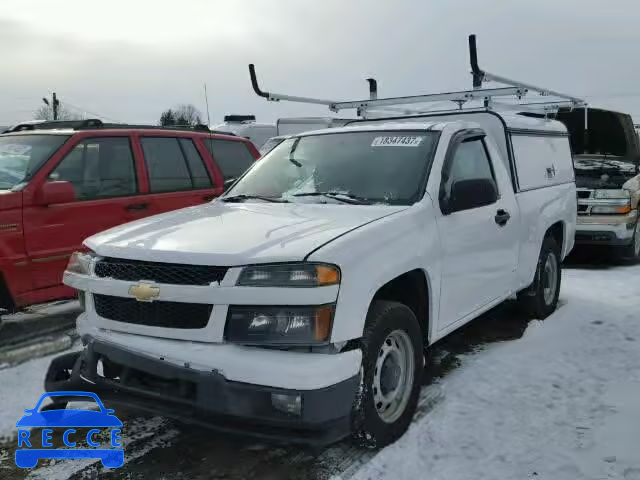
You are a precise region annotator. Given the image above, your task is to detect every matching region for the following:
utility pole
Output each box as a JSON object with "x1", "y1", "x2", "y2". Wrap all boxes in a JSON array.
[
  {"x1": 42, "y1": 92, "x2": 60, "y2": 120},
  {"x1": 52, "y1": 92, "x2": 59, "y2": 120}
]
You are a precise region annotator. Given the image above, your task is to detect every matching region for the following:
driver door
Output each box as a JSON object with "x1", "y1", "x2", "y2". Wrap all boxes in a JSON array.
[
  {"x1": 436, "y1": 131, "x2": 519, "y2": 331},
  {"x1": 23, "y1": 136, "x2": 143, "y2": 290}
]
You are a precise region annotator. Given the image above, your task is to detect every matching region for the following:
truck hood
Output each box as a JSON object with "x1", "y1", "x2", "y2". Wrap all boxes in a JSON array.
[{"x1": 86, "y1": 202, "x2": 407, "y2": 265}]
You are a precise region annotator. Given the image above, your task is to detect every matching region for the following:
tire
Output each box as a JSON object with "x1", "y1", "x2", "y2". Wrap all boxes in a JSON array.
[
  {"x1": 351, "y1": 300, "x2": 423, "y2": 448},
  {"x1": 517, "y1": 236, "x2": 561, "y2": 319},
  {"x1": 617, "y1": 220, "x2": 640, "y2": 262}
]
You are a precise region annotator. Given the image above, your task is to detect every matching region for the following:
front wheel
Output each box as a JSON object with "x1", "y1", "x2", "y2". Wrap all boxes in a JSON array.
[
  {"x1": 617, "y1": 220, "x2": 640, "y2": 262},
  {"x1": 517, "y1": 236, "x2": 561, "y2": 319},
  {"x1": 351, "y1": 300, "x2": 423, "y2": 448}
]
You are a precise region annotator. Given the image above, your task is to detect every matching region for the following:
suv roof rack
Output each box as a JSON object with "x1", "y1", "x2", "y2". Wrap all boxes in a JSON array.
[
  {"x1": 248, "y1": 34, "x2": 588, "y2": 127},
  {"x1": 5, "y1": 119, "x2": 105, "y2": 132},
  {"x1": 3, "y1": 119, "x2": 234, "y2": 135}
]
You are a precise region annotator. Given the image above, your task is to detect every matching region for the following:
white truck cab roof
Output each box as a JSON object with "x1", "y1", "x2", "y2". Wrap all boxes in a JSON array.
[{"x1": 297, "y1": 113, "x2": 566, "y2": 137}]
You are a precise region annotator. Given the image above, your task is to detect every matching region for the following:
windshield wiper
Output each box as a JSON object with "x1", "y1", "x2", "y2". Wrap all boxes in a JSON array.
[
  {"x1": 288, "y1": 138, "x2": 302, "y2": 167},
  {"x1": 221, "y1": 194, "x2": 290, "y2": 203},
  {"x1": 291, "y1": 191, "x2": 372, "y2": 205}
]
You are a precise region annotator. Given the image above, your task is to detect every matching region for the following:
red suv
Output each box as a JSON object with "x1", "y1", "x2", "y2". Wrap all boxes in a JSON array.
[{"x1": 0, "y1": 120, "x2": 259, "y2": 314}]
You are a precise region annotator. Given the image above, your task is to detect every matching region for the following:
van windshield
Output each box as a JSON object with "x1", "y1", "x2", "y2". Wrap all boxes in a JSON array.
[
  {"x1": 225, "y1": 130, "x2": 438, "y2": 205},
  {"x1": 0, "y1": 135, "x2": 69, "y2": 189}
]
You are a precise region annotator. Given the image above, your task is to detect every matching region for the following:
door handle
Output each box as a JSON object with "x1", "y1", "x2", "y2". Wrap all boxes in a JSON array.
[
  {"x1": 495, "y1": 209, "x2": 511, "y2": 226},
  {"x1": 125, "y1": 202, "x2": 149, "y2": 212}
]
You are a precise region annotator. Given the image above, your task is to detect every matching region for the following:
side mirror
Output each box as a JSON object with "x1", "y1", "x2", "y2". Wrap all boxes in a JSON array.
[
  {"x1": 444, "y1": 178, "x2": 497, "y2": 214},
  {"x1": 36, "y1": 181, "x2": 76, "y2": 206}
]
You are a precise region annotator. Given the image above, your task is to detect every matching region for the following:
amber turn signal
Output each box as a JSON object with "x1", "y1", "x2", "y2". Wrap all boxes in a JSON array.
[
  {"x1": 315, "y1": 265, "x2": 341, "y2": 286},
  {"x1": 314, "y1": 305, "x2": 334, "y2": 341}
]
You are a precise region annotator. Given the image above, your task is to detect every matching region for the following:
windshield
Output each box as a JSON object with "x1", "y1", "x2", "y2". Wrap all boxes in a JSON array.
[
  {"x1": 225, "y1": 130, "x2": 438, "y2": 205},
  {"x1": 0, "y1": 134, "x2": 69, "y2": 189}
]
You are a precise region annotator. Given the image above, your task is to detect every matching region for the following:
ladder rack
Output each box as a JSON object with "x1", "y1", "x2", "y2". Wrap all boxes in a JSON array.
[{"x1": 249, "y1": 34, "x2": 588, "y2": 125}]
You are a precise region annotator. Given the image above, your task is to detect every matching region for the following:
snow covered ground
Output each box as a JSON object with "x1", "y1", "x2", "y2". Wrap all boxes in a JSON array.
[
  {"x1": 349, "y1": 262, "x2": 640, "y2": 480},
  {"x1": 0, "y1": 349, "x2": 77, "y2": 442},
  {"x1": 0, "y1": 260, "x2": 638, "y2": 479}
]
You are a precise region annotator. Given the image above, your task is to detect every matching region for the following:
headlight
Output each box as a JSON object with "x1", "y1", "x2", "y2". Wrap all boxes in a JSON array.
[
  {"x1": 66, "y1": 250, "x2": 97, "y2": 275},
  {"x1": 594, "y1": 189, "x2": 631, "y2": 200},
  {"x1": 591, "y1": 205, "x2": 632, "y2": 215},
  {"x1": 237, "y1": 263, "x2": 340, "y2": 287},
  {"x1": 225, "y1": 304, "x2": 334, "y2": 345}
]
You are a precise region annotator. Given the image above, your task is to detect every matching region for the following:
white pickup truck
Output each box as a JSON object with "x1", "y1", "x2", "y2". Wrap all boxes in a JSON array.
[{"x1": 47, "y1": 110, "x2": 576, "y2": 447}]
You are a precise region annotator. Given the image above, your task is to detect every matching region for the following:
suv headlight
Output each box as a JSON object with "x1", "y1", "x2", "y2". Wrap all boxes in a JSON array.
[
  {"x1": 591, "y1": 190, "x2": 632, "y2": 215},
  {"x1": 591, "y1": 205, "x2": 632, "y2": 214},
  {"x1": 594, "y1": 189, "x2": 631, "y2": 200},
  {"x1": 66, "y1": 250, "x2": 97, "y2": 275},
  {"x1": 237, "y1": 263, "x2": 340, "y2": 287},
  {"x1": 225, "y1": 304, "x2": 334, "y2": 345}
]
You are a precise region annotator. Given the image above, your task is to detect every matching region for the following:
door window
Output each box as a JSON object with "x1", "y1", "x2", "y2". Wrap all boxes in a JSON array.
[
  {"x1": 141, "y1": 137, "x2": 212, "y2": 192},
  {"x1": 202, "y1": 139, "x2": 255, "y2": 181},
  {"x1": 179, "y1": 139, "x2": 212, "y2": 189},
  {"x1": 49, "y1": 137, "x2": 137, "y2": 200},
  {"x1": 440, "y1": 137, "x2": 497, "y2": 211}
]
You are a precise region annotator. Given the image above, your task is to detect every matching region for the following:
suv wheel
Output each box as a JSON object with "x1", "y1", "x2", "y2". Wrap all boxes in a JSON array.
[
  {"x1": 618, "y1": 220, "x2": 640, "y2": 261},
  {"x1": 517, "y1": 236, "x2": 561, "y2": 319},
  {"x1": 351, "y1": 300, "x2": 423, "y2": 448}
]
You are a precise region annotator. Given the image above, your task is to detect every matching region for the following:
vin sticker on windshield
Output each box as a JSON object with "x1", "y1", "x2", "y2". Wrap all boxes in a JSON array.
[{"x1": 371, "y1": 136, "x2": 424, "y2": 147}]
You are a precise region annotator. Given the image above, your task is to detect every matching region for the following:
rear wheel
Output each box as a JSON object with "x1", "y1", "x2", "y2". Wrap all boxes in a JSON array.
[
  {"x1": 351, "y1": 300, "x2": 423, "y2": 448},
  {"x1": 517, "y1": 236, "x2": 561, "y2": 319}
]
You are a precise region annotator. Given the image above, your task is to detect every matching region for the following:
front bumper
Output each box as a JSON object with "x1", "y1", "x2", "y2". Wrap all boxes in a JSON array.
[
  {"x1": 575, "y1": 213, "x2": 637, "y2": 246},
  {"x1": 45, "y1": 340, "x2": 360, "y2": 446}
]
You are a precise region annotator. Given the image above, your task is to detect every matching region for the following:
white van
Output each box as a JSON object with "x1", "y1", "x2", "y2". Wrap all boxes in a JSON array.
[
  {"x1": 212, "y1": 115, "x2": 276, "y2": 148},
  {"x1": 214, "y1": 116, "x2": 352, "y2": 151}
]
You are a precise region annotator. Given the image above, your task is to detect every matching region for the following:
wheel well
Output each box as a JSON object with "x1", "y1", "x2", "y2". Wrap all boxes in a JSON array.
[
  {"x1": 372, "y1": 270, "x2": 429, "y2": 344},
  {"x1": 0, "y1": 273, "x2": 16, "y2": 313},
  {"x1": 547, "y1": 221, "x2": 564, "y2": 254}
]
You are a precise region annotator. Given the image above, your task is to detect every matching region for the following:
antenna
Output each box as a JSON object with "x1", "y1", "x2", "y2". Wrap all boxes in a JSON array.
[
  {"x1": 203, "y1": 83, "x2": 212, "y2": 127},
  {"x1": 202, "y1": 83, "x2": 217, "y2": 188}
]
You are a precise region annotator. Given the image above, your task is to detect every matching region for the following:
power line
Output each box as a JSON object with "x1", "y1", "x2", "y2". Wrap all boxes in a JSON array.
[
  {"x1": 60, "y1": 100, "x2": 121, "y2": 123},
  {"x1": 52, "y1": 92, "x2": 121, "y2": 122}
]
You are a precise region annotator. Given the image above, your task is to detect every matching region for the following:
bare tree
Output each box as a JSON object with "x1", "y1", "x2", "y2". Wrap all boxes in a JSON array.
[
  {"x1": 159, "y1": 109, "x2": 176, "y2": 126},
  {"x1": 172, "y1": 104, "x2": 203, "y2": 126},
  {"x1": 34, "y1": 104, "x2": 83, "y2": 121}
]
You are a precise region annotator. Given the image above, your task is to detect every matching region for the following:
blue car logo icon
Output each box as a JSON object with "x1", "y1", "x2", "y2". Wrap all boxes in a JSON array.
[{"x1": 15, "y1": 391, "x2": 124, "y2": 469}]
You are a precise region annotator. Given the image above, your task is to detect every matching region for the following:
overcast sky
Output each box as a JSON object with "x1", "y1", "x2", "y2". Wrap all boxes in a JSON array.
[{"x1": 2, "y1": 0, "x2": 640, "y2": 126}]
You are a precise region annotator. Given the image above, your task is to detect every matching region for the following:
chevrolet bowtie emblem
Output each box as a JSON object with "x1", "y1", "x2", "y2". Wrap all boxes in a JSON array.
[{"x1": 128, "y1": 283, "x2": 160, "y2": 302}]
